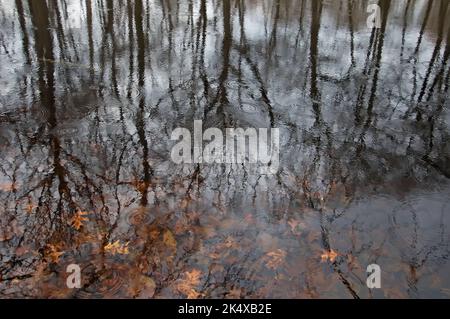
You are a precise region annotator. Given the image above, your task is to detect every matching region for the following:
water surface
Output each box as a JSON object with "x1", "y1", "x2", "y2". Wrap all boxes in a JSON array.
[{"x1": 0, "y1": 0, "x2": 449, "y2": 298}]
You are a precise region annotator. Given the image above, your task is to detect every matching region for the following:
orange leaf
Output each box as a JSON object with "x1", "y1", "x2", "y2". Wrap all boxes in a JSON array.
[
  {"x1": 321, "y1": 249, "x2": 339, "y2": 263},
  {"x1": 104, "y1": 240, "x2": 129, "y2": 255},
  {"x1": 47, "y1": 244, "x2": 64, "y2": 263},
  {"x1": 184, "y1": 269, "x2": 202, "y2": 285},
  {"x1": 70, "y1": 211, "x2": 89, "y2": 230}
]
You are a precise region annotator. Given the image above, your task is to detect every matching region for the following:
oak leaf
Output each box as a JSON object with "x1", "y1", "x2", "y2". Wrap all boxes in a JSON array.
[
  {"x1": 47, "y1": 244, "x2": 64, "y2": 263},
  {"x1": 264, "y1": 249, "x2": 287, "y2": 270},
  {"x1": 321, "y1": 249, "x2": 339, "y2": 263},
  {"x1": 104, "y1": 240, "x2": 129, "y2": 255},
  {"x1": 25, "y1": 203, "x2": 36, "y2": 214},
  {"x1": 70, "y1": 211, "x2": 89, "y2": 230}
]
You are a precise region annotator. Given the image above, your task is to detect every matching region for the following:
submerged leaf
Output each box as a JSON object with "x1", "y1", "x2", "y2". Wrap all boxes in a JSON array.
[
  {"x1": 264, "y1": 249, "x2": 287, "y2": 270},
  {"x1": 176, "y1": 269, "x2": 202, "y2": 298},
  {"x1": 129, "y1": 275, "x2": 156, "y2": 298},
  {"x1": 104, "y1": 240, "x2": 129, "y2": 255},
  {"x1": 163, "y1": 229, "x2": 177, "y2": 250}
]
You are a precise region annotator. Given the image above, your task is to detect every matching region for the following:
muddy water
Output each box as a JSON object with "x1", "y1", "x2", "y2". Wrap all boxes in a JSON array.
[{"x1": 0, "y1": 0, "x2": 449, "y2": 298}]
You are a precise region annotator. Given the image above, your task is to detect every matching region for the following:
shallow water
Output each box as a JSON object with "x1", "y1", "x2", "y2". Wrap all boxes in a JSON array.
[{"x1": 0, "y1": 0, "x2": 449, "y2": 298}]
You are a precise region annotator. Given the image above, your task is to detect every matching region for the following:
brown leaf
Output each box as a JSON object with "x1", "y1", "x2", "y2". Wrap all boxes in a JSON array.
[
  {"x1": 163, "y1": 229, "x2": 177, "y2": 250},
  {"x1": 176, "y1": 269, "x2": 203, "y2": 299},
  {"x1": 47, "y1": 244, "x2": 64, "y2": 263},
  {"x1": 264, "y1": 249, "x2": 287, "y2": 270},
  {"x1": 320, "y1": 249, "x2": 339, "y2": 263},
  {"x1": 225, "y1": 287, "x2": 242, "y2": 299},
  {"x1": 25, "y1": 203, "x2": 36, "y2": 214},
  {"x1": 70, "y1": 211, "x2": 89, "y2": 230},
  {"x1": 104, "y1": 240, "x2": 129, "y2": 255},
  {"x1": 185, "y1": 288, "x2": 202, "y2": 299},
  {"x1": 184, "y1": 269, "x2": 202, "y2": 285},
  {"x1": 129, "y1": 275, "x2": 156, "y2": 298}
]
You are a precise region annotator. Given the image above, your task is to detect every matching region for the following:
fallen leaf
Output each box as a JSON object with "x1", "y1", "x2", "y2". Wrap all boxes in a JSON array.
[
  {"x1": 225, "y1": 287, "x2": 242, "y2": 299},
  {"x1": 264, "y1": 249, "x2": 287, "y2": 270},
  {"x1": 163, "y1": 229, "x2": 177, "y2": 250},
  {"x1": 70, "y1": 211, "x2": 89, "y2": 230},
  {"x1": 47, "y1": 244, "x2": 64, "y2": 263},
  {"x1": 185, "y1": 288, "x2": 202, "y2": 299},
  {"x1": 25, "y1": 203, "x2": 36, "y2": 214},
  {"x1": 184, "y1": 269, "x2": 202, "y2": 285},
  {"x1": 176, "y1": 269, "x2": 202, "y2": 298},
  {"x1": 104, "y1": 240, "x2": 129, "y2": 255},
  {"x1": 321, "y1": 249, "x2": 339, "y2": 263}
]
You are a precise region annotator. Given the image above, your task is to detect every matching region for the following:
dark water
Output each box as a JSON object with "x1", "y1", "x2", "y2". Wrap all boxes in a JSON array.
[{"x1": 0, "y1": 0, "x2": 449, "y2": 298}]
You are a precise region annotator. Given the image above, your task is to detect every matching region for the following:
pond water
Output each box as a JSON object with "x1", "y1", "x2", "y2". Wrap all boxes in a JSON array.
[{"x1": 0, "y1": 0, "x2": 449, "y2": 298}]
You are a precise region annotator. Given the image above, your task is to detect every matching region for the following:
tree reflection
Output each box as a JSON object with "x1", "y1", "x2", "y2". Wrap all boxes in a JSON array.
[{"x1": 0, "y1": 0, "x2": 449, "y2": 298}]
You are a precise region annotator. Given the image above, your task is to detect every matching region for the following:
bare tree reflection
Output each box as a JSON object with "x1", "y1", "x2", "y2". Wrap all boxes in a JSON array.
[{"x1": 0, "y1": 0, "x2": 449, "y2": 298}]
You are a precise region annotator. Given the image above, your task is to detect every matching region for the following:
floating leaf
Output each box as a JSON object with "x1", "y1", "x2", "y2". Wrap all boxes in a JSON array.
[
  {"x1": 70, "y1": 211, "x2": 89, "y2": 230},
  {"x1": 47, "y1": 244, "x2": 64, "y2": 263},
  {"x1": 320, "y1": 249, "x2": 339, "y2": 263}
]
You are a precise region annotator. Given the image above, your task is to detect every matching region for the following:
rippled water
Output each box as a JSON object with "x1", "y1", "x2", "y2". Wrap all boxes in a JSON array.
[{"x1": 0, "y1": 0, "x2": 449, "y2": 298}]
